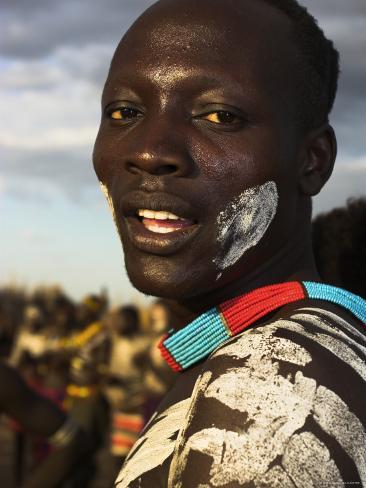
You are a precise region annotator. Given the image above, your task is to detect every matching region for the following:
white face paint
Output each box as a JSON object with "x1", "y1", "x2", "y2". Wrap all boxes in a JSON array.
[
  {"x1": 99, "y1": 181, "x2": 118, "y2": 227},
  {"x1": 213, "y1": 181, "x2": 279, "y2": 271}
]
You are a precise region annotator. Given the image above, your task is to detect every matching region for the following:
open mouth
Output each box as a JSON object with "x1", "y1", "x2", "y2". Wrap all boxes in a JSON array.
[
  {"x1": 137, "y1": 209, "x2": 196, "y2": 234},
  {"x1": 120, "y1": 191, "x2": 201, "y2": 255}
]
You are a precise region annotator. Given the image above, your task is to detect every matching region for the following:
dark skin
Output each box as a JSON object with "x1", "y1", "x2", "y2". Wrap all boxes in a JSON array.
[
  {"x1": 93, "y1": 1, "x2": 365, "y2": 486},
  {"x1": 93, "y1": 0, "x2": 336, "y2": 330}
]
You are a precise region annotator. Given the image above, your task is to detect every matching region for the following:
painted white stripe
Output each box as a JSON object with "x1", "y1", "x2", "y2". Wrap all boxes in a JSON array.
[
  {"x1": 282, "y1": 431, "x2": 343, "y2": 486},
  {"x1": 212, "y1": 326, "x2": 312, "y2": 366},
  {"x1": 255, "y1": 465, "x2": 296, "y2": 488},
  {"x1": 168, "y1": 371, "x2": 212, "y2": 488},
  {"x1": 275, "y1": 319, "x2": 366, "y2": 382},
  {"x1": 293, "y1": 307, "x2": 366, "y2": 346},
  {"x1": 313, "y1": 386, "x2": 366, "y2": 486},
  {"x1": 115, "y1": 398, "x2": 190, "y2": 488}
]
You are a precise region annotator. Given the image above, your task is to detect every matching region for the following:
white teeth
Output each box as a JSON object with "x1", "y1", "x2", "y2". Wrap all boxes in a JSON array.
[
  {"x1": 144, "y1": 224, "x2": 176, "y2": 234},
  {"x1": 138, "y1": 209, "x2": 155, "y2": 219},
  {"x1": 137, "y1": 209, "x2": 181, "y2": 220},
  {"x1": 155, "y1": 211, "x2": 169, "y2": 220}
]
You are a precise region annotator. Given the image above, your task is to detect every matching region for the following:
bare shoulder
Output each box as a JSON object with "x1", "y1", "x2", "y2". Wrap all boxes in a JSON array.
[{"x1": 168, "y1": 308, "x2": 366, "y2": 488}]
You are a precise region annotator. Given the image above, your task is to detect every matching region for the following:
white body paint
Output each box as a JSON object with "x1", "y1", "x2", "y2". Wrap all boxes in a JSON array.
[
  {"x1": 115, "y1": 398, "x2": 190, "y2": 488},
  {"x1": 282, "y1": 431, "x2": 342, "y2": 486},
  {"x1": 213, "y1": 181, "x2": 278, "y2": 270},
  {"x1": 282, "y1": 314, "x2": 366, "y2": 381},
  {"x1": 314, "y1": 386, "x2": 366, "y2": 484},
  {"x1": 116, "y1": 309, "x2": 366, "y2": 487},
  {"x1": 169, "y1": 312, "x2": 366, "y2": 487},
  {"x1": 168, "y1": 371, "x2": 213, "y2": 488},
  {"x1": 293, "y1": 307, "x2": 366, "y2": 354}
]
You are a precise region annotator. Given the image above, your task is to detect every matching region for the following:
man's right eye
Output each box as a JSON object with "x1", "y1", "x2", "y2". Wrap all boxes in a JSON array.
[{"x1": 108, "y1": 107, "x2": 142, "y2": 121}]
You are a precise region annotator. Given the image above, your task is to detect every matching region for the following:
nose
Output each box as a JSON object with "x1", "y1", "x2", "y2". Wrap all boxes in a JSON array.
[{"x1": 123, "y1": 118, "x2": 195, "y2": 178}]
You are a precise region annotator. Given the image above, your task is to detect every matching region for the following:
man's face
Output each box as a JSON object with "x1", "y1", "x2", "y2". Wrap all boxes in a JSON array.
[{"x1": 93, "y1": 0, "x2": 304, "y2": 299}]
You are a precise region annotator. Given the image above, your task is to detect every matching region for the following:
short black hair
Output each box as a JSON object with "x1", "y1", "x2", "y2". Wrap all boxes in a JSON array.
[{"x1": 261, "y1": 0, "x2": 340, "y2": 130}]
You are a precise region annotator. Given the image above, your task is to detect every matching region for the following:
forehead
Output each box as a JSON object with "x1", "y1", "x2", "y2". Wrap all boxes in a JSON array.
[{"x1": 107, "y1": 0, "x2": 295, "y2": 95}]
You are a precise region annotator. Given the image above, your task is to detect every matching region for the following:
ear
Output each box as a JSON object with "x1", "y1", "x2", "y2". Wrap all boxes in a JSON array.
[{"x1": 298, "y1": 123, "x2": 337, "y2": 196}]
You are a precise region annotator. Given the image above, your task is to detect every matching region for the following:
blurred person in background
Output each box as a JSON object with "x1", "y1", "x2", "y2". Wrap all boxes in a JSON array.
[
  {"x1": 29, "y1": 293, "x2": 77, "y2": 472},
  {"x1": 8, "y1": 302, "x2": 50, "y2": 478},
  {"x1": 142, "y1": 300, "x2": 175, "y2": 424},
  {"x1": 59, "y1": 293, "x2": 109, "y2": 487},
  {"x1": 0, "y1": 287, "x2": 26, "y2": 358},
  {"x1": 9, "y1": 304, "x2": 47, "y2": 368},
  {"x1": 8, "y1": 291, "x2": 76, "y2": 473},
  {"x1": 40, "y1": 293, "x2": 76, "y2": 397},
  {"x1": 313, "y1": 197, "x2": 366, "y2": 299},
  {"x1": 0, "y1": 361, "x2": 88, "y2": 488},
  {"x1": 103, "y1": 305, "x2": 148, "y2": 479}
]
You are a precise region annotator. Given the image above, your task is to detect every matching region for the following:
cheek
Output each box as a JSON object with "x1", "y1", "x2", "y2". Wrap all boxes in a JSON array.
[
  {"x1": 93, "y1": 127, "x2": 121, "y2": 183},
  {"x1": 188, "y1": 135, "x2": 255, "y2": 181},
  {"x1": 213, "y1": 181, "x2": 279, "y2": 271},
  {"x1": 92, "y1": 130, "x2": 105, "y2": 179}
]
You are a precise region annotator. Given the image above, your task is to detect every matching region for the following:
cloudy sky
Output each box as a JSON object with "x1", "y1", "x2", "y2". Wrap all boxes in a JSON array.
[{"x1": 1, "y1": 0, "x2": 365, "y2": 303}]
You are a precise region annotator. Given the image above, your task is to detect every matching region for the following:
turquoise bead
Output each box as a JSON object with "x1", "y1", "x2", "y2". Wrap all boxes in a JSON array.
[{"x1": 303, "y1": 282, "x2": 366, "y2": 323}]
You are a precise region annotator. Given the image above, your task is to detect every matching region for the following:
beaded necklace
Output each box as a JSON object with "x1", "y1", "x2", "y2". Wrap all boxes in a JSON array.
[{"x1": 158, "y1": 281, "x2": 366, "y2": 372}]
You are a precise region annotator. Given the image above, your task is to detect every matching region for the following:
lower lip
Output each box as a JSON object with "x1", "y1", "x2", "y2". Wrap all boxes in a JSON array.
[{"x1": 125, "y1": 217, "x2": 200, "y2": 256}]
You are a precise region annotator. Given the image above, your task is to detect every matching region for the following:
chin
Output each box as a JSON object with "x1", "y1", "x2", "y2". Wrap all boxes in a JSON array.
[{"x1": 124, "y1": 252, "x2": 211, "y2": 300}]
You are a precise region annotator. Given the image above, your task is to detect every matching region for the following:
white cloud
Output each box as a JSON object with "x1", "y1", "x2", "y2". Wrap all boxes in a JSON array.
[
  {"x1": 0, "y1": 48, "x2": 104, "y2": 153},
  {"x1": 0, "y1": 0, "x2": 154, "y2": 59},
  {"x1": 0, "y1": 127, "x2": 97, "y2": 151},
  {"x1": 340, "y1": 155, "x2": 366, "y2": 172},
  {"x1": 0, "y1": 60, "x2": 64, "y2": 90}
]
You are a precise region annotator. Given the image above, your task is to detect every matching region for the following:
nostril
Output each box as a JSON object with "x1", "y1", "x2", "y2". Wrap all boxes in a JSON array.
[
  {"x1": 126, "y1": 162, "x2": 140, "y2": 174},
  {"x1": 154, "y1": 165, "x2": 178, "y2": 176},
  {"x1": 126, "y1": 162, "x2": 178, "y2": 176}
]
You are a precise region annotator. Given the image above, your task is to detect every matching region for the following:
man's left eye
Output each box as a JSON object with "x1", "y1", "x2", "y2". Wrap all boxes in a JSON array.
[
  {"x1": 202, "y1": 111, "x2": 241, "y2": 125},
  {"x1": 109, "y1": 107, "x2": 142, "y2": 120}
]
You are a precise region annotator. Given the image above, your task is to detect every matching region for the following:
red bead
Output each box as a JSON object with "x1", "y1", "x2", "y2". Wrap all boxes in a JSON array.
[{"x1": 220, "y1": 282, "x2": 305, "y2": 334}]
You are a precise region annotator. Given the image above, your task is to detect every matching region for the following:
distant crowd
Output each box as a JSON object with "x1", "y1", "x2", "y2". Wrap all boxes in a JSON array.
[{"x1": 0, "y1": 286, "x2": 175, "y2": 486}]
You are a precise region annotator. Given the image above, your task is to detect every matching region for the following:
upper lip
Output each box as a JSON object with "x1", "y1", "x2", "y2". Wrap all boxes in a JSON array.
[{"x1": 120, "y1": 191, "x2": 199, "y2": 222}]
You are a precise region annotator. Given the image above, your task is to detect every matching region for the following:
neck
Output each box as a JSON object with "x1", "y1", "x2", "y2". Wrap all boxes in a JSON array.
[{"x1": 166, "y1": 224, "x2": 320, "y2": 331}]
